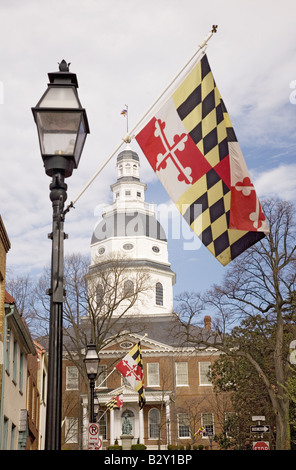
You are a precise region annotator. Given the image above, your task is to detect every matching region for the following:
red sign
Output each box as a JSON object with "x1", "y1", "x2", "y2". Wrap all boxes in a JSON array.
[
  {"x1": 253, "y1": 441, "x2": 269, "y2": 450},
  {"x1": 89, "y1": 437, "x2": 102, "y2": 451},
  {"x1": 88, "y1": 423, "x2": 99, "y2": 444}
]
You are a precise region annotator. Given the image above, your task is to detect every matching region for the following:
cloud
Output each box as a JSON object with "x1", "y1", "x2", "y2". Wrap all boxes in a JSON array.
[{"x1": 253, "y1": 164, "x2": 296, "y2": 201}]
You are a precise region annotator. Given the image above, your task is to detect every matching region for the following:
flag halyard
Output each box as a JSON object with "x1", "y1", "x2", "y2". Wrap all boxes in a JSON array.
[{"x1": 135, "y1": 54, "x2": 269, "y2": 266}]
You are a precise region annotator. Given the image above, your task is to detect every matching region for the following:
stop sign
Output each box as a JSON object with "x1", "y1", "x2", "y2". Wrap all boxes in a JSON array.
[{"x1": 253, "y1": 441, "x2": 269, "y2": 450}]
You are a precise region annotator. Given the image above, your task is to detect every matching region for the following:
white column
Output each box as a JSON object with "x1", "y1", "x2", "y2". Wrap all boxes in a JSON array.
[
  {"x1": 110, "y1": 409, "x2": 115, "y2": 445},
  {"x1": 82, "y1": 398, "x2": 88, "y2": 449},
  {"x1": 166, "y1": 401, "x2": 171, "y2": 445},
  {"x1": 139, "y1": 408, "x2": 144, "y2": 443}
]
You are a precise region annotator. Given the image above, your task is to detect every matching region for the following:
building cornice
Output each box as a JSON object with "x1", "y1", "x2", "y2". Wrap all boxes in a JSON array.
[{"x1": 0, "y1": 216, "x2": 11, "y2": 253}]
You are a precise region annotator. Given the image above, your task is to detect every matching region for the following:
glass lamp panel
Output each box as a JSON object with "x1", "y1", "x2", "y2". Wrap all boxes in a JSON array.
[
  {"x1": 74, "y1": 118, "x2": 88, "y2": 163},
  {"x1": 85, "y1": 345, "x2": 99, "y2": 376},
  {"x1": 38, "y1": 86, "x2": 80, "y2": 108},
  {"x1": 36, "y1": 111, "x2": 81, "y2": 156},
  {"x1": 85, "y1": 361, "x2": 99, "y2": 376}
]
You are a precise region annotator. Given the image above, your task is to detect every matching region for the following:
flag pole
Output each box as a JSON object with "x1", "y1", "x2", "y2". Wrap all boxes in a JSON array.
[
  {"x1": 64, "y1": 25, "x2": 217, "y2": 214},
  {"x1": 96, "y1": 367, "x2": 116, "y2": 388},
  {"x1": 138, "y1": 333, "x2": 147, "y2": 342},
  {"x1": 126, "y1": 25, "x2": 218, "y2": 140},
  {"x1": 125, "y1": 104, "x2": 129, "y2": 134}
]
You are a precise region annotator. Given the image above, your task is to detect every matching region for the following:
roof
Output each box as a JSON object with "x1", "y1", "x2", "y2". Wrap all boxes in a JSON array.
[
  {"x1": 5, "y1": 290, "x2": 15, "y2": 304},
  {"x1": 91, "y1": 211, "x2": 167, "y2": 244},
  {"x1": 5, "y1": 292, "x2": 36, "y2": 356},
  {"x1": 37, "y1": 312, "x2": 217, "y2": 354}
]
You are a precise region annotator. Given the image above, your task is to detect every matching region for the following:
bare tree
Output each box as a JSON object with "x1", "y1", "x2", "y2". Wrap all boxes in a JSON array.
[
  {"x1": 175, "y1": 199, "x2": 296, "y2": 450},
  {"x1": 62, "y1": 252, "x2": 152, "y2": 388}
]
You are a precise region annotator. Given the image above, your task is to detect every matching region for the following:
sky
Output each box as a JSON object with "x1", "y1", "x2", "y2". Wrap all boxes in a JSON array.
[{"x1": 0, "y1": 0, "x2": 296, "y2": 303}]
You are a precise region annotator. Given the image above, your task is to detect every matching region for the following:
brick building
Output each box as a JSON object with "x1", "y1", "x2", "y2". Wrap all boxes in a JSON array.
[
  {"x1": 0, "y1": 215, "x2": 11, "y2": 384},
  {"x1": 58, "y1": 145, "x2": 231, "y2": 450}
]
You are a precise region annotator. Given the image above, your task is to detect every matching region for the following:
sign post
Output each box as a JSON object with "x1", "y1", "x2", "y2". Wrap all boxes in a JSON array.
[
  {"x1": 250, "y1": 425, "x2": 270, "y2": 433},
  {"x1": 88, "y1": 423, "x2": 103, "y2": 450}
]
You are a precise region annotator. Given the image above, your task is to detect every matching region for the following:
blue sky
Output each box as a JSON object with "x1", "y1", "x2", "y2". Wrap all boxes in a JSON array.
[{"x1": 0, "y1": 0, "x2": 296, "y2": 302}]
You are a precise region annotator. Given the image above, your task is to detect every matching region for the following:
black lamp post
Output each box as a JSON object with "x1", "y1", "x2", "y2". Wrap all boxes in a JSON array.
[
  {"x1": 32, "y1": 60, "x2": 89, "y2": 450},
  {"x1": 84, "y1": 342, "x2": 100, "y2": 424}
]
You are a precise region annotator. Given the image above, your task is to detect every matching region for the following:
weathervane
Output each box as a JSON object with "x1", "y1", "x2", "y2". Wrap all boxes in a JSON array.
[{"x1": 121, "y1": 104, "x2": 129, "y2": 133}]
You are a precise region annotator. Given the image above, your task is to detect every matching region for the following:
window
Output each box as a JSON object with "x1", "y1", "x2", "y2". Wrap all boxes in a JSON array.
[
  {"x1": 147, "y1": 363, "x2": 159, "y2": 386},
  {"x1": 136, "y1": 191, "x2": 141, "y2": 197},
  {"x1": 19, "y1": 352, "x2": 23, "y2": 393},
  {"x1": 66, "y1": 366, "x2": 79, "y2": 390},
  {"x1": 199, "y1": 361, "x2": 211, "y2": 385},
  {"x1": 96, "y1": 284, "x2": 104, "y2": 307},
  {"x1": 5, "y1": 329, "x2": 11, "y2": 373},
  {"x1": 122, "y1": 243, "x2": 134, "y2": 251},
  {"x1": 148, "y1": 408, "x2": 160, "y2": 439},
  {"x1": 124, "y1": 280, "x2": 134, "y2": 297},
  {"x1": 201, "y1": 413, "x2": 214, "y2": 437},
  {"x1": 96, "y1": 364, "x2": 107, "y2": 388},
  {"x1": 175, "y1": 362, "x2": 188, "y2": 386},
  {"x1": 178, "y1": 413, "x2": 190, "y2": 438},
  {"x1": 10, "y1": 423, "x2": 16, "y2": 450},
  {"x1": 13, "y1": 340, "x2": 17, "y2": 383},
  {"x1": 98, "y1": 413, "x2": 107, "y2": 440},
  {"x1": 3, "y1": 417, "x2": 8, "y2": 450},
  {"x1": 65, "y1": 417, "x2": 78, "y2": 444},
  {"x1": 155, "y1": 282, "x2": 163, "y2": 306}
]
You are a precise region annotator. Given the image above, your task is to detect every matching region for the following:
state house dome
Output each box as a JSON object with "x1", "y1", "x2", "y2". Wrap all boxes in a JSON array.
[{"x1": 91, "y1": 211, "x2": 167, "y2": 244}]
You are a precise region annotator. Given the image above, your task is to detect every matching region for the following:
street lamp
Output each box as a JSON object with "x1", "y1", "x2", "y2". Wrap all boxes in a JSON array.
[
  {"x1": 84, "y1": 342, "x2": 100, "y2": 424},
  {"x1": 32, "y1": 60, "x2": 89, "y2": 450}
]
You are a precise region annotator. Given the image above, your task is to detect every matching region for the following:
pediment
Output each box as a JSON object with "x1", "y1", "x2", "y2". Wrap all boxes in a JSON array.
[{"x1": 100, "y1": 331, "x2": 174, "y2": 355}]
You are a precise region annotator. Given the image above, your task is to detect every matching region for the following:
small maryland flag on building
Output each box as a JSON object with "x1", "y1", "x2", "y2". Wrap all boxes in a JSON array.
[
  {"x1": 115, "y1": 342, "x2": 145, "y2": 410},
  {"x1": 106, "y1": 393, "x2": 123, "y2": 410},
  {"x1": 135, "y1": 54, "x2": 269, "y2": 266}
]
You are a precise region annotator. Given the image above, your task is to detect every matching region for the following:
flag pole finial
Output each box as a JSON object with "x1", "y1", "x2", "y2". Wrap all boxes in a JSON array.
[{"x1": 212, "y1": 25, "x2": 218, "y2": 33}]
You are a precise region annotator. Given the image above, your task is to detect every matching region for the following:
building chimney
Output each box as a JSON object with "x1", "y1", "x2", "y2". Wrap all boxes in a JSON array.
[{"x1": 204, "y1": 315, "x2": 211, "y2": 330}]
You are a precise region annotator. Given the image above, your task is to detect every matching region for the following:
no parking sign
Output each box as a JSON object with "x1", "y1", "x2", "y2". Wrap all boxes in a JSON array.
[{"x1": 88, "y1": 423, "x2": 103, "y2": 450}]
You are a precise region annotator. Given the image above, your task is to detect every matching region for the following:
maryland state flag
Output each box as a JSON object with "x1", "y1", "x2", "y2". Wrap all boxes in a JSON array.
[
  {"x1": 115, "y1": 342, "x2": 145, "y2": 410},
  {"x1": 106, "y1": 393, "x2": 123, "y2": 410},
  {"x1": 135, "y1": 54, "x2": 269, "y2": 265}
]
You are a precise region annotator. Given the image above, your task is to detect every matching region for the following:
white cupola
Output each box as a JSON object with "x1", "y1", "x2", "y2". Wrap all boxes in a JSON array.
[{"x1": 89, "y1": 144, "x2": 176, "y2": 317}]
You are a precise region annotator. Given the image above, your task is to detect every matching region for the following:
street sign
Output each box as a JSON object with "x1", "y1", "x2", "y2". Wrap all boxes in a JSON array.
[
  {"x1": 250, "y1": 425, "x2": 270, "y2": 433},
  {"x1": 252, "y1": 416, "x2": 265, "y2": 421},
  {"x1": 89, "y1": 436, "x2": 103, "y2": 451},
  {"x1": 88, "y1": 423, "x2": 100, "y2": 445},
  {"x1": 253, "y1": 441, "x2": 269, "y2": 450}
]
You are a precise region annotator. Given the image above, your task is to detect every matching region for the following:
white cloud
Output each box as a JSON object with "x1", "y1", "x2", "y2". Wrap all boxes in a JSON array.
[{"x1": 253, "y1": 164, "x2": 296, "y2": 201}]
